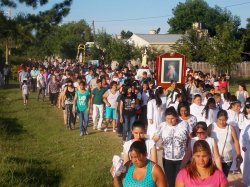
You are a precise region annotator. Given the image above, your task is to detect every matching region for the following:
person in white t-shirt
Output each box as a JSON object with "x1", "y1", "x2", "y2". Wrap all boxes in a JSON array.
[
  {"x1": 123, "y1": 121, "x2": 157, "y2": 164},
  {"x1": 190, "y1": 94, "x2": 205, "y2": 122},
  {"x1": 180, "y1": 121, "x2": 222, "y2": 171},
  {"x1": 22, "y1": 80, "x2": 29, "y2": 105},
  {"x1": 153, "y1": 106, "x2": 189, "y2": 187}
]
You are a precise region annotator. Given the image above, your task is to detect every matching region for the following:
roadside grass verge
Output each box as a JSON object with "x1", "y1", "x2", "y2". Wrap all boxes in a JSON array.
[{"x1": 0, "y1": 84, "x2": 121, "y2": 187}]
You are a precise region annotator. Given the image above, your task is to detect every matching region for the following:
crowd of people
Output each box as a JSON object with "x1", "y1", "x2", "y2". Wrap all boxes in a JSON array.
[{"x1": 15, "y1": 59, "x2": 250, "y2": 187}]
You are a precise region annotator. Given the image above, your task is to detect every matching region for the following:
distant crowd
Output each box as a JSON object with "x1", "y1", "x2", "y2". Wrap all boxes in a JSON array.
[{"x1": 5, "y1": 59, "x2": 250, "y2": 187}]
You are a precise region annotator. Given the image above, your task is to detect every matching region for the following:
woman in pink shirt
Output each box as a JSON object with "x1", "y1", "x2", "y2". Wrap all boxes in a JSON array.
[
  {"x1": 176, "y1": 140, "x2": 228, "y2": 187},
  {"x1": 219, "y1": 75, "x2": 228, "y2": 91}
]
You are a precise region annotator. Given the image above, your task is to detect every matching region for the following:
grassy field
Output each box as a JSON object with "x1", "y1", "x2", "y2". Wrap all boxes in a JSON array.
[{"x1": 0, "y1": 84, "x2": 122, "y2": 187}]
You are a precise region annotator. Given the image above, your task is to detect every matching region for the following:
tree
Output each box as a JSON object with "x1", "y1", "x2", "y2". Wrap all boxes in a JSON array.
[
  {"x1": 168, "y1": 0, "x2": 240, "y2": 36},
  {"x1": 205, "y1": 22, "x2": 242, "y2": 74},
  {"x1": 172, "y1": 29, "x2": 208, "y2": 63},
  {"x1": 0, "y1": 0, "x2": 73, "y2": 61}
]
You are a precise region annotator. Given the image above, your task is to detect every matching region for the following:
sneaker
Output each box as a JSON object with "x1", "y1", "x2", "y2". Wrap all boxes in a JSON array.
[
  {"x1": 93, "y1": 126, "x2": 97, "y2": 130},
  {"x1": 97, "y1": 128, "x2": 102, "y2": 131},
  {"x1": 85, "y1": 131, "x2": 89, "y2": 135},
  {"x1": 80, "y1": 132, "x2": 83, "y2": 136},
  {"x1": 113, "y1": 129, "x2": 116, "y2": 133},
  {"x1": 104, "y1": 128, "x2": 108, "y2": 132}
]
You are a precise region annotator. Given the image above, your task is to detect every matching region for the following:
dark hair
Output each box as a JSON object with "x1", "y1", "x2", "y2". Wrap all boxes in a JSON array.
[
  {"x1": 165, "y1": 106, "x2": 178, "y2": 118},
  {"x1": 223, "y1": 92, "x2": 231, "y2": 101},
  {"x1": 132, "y1": 121, "x2": 146, "y2": 130},
  {"x1": 217, "y1": 109, "x2": 228, "y2": 119},
  {"x1": 191, "y1": 122, "x2": 208, "y2": 137},
  {"x1": 129, "y1": 140, "x2": 147, "y2": 156},
  {"x1": 229, "y1": 95, "x2": 241, "y2": 109},
  {"x1": 110, "y1": 81, "x2": 117, "y2": 87},
  {"x1": 79, "y1": 81, "x2": 86, "y2": 87},
  {"x1": 243, "y1": 101, "x2": 250, "y2": 118},
  {"x1": 202, "y1": 97, "x2": 216, "y2": 119},
  {"x1": 193, "y1": 94, "x2": 202, "y2": 100},
  {"x1": 96, "y1": 79, "x2": 102, "y2": 84},
  {"x1": 186, "y1": 140, "x2": 216, "y2": 178},
  {"x1": 239, "y1": 82, "x2": 247, "y2": 91},
  {"x1": 155, "y1": 88, "x2": 162, "y2": 107},
  {"x1": 177, "y1": 102, "x2": 190, "y2": 116}
]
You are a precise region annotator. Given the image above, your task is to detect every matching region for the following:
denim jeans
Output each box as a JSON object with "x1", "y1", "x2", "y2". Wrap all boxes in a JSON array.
[
  {"x1": 222, "y1": 161, "x2": 233, "y2": 177},
  {"x1": 123, "y1": 114, "x2": 136, "y2": 141},
  {"x1": 78, "y1": 110, "x2": 89, "y2": 133}
]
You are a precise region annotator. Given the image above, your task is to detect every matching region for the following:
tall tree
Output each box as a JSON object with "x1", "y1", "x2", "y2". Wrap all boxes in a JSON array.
[
  {"x1": 168, "y1": 0, "x2": 240, "y2": 36},
  {"x1": 0, "y1": 0, "x2": 72, "y2": 60},
  {"x1": 205, "y1": 22, "x2": 242, "y2": 74},
  {"x1": 172, "y1": 29, "x2": 208, "y2": 63}
]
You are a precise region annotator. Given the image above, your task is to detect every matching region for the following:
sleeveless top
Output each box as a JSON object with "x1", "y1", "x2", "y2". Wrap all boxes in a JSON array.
[
  {"x1": 107, "y1": 89, "x2": 119, "y2": 108},
  {"x1": 210, "y1": 123, "x2": 233, "y2": 163},
  {"x1": 65, "y1": 86, "x2": 75, "y2": 104},
  {"x1": 123, "y1": 159, "x2": 157, "y2": 187},
  {"x1": 191, "y1": 137, "x2": 214, "y2": 154}
]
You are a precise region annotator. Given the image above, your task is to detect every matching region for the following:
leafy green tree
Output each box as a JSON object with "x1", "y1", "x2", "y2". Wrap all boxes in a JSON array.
[
  {"x1": 168, "y1": 0, "x2": 240, "y2": 36},
  {"x1": 0, "y1": 0, "x2": 73, "y2": 61},
  {"x1": 172, "y1": 29, "x2": 208, "y2": 63},
  {"x1": 205, "y1": 22, "x2": 242, "y2": 74}
]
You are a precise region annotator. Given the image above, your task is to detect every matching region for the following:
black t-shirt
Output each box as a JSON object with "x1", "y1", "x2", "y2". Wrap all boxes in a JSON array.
[{"x1": 120, "y1": 94, "x2": 137, "y2": 115}]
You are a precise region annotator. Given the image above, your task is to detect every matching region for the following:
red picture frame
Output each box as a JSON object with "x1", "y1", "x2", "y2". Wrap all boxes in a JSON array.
[{"x1": 156, "y1": 52, "x2": 186, "y2": 89}]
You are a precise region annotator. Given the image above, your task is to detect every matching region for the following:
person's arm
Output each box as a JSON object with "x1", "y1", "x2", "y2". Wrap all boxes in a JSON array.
[
  {"x1": 88, "y1": 92, "x2": 92, "y2": 113},
  {"x1": 212, "y1": 140, "x2": 223, "y2": 171},
  {"x1": 150, "y1": 145, "x2": 157, "y2": 164},
  {"x1": 120, "y1": 100, "x2": 124, "y2": 124},
  {"x1": 73, "y1": 93, "x2": 77, "y2": 112},
  {"x1": 231, "y1": 126, "x2": 242, "y2": 161},
  {"x1": 102, "y1": 91, "x2": 110, "y2": 106},
  {"x1": 61, "y1": 87, "x2": 67, "y2": 108},
  {"x1": 180, "y1": 143, "x2": 192, "y2": 169},
  {"x1": 147, "y1": 100, "x2": 153, "y2": 124},
  {"x1": 175, "y1": 181, "x2": 185, "y2": 187},
  {"x1": 152, "y1": 164, "x2": 168, "y2": 187},
  {"x1": 113, "y1": 161, "x2": 130, "y2": 187}
]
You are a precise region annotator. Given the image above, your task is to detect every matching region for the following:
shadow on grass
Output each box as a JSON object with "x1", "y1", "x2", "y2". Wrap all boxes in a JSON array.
[
  {"x1": 3, "y1": 156, "x2": 62, "y2": 187},
  {"x1": 1, "y1": 83, "x2": 20, "y2": 90},
  {"x1": 0, "y1": 117, "x2": 26, "y2": 136}
]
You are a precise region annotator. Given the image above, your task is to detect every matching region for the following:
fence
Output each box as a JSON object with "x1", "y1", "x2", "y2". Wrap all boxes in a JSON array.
[{"x1": 189, "y1": 62, "x2": 250, "y2": 77}]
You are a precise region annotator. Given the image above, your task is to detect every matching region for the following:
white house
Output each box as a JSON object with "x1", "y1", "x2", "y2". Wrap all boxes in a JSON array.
[{"x1": 127, "y1": 33, "x2": 183, "y2": 52}]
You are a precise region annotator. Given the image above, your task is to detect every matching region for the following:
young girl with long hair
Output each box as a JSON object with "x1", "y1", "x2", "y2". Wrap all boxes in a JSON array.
[{"x1": 201, "y1": 97, "x2": 219, "y2": 126}]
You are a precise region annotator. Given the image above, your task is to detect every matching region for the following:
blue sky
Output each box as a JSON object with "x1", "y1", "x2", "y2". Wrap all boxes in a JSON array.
[{"x1": 10, "y1": 0, "x2": 250, "y2": 35}]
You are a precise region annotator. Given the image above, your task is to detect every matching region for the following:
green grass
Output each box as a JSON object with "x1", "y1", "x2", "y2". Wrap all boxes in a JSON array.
[{"x1": 0, "y1": 83, "x2": 121, "y2": 187}]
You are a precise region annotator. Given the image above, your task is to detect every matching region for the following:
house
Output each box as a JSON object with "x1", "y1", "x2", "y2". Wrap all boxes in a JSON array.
[{"x1": 127, "y1": 33, "x2": 183, "y2": 52}]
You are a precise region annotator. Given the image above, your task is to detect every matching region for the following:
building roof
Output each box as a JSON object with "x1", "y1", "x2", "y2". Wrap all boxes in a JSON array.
[{"x1": 134, "y1": 34, "x2": 183, "y2": 44}]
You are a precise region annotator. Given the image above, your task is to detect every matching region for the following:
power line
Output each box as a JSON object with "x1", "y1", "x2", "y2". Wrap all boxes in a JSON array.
[
  {"x1": 88, "y1": 15, "x2": 172, "y2": 23},
  {"x1": 86, "y1": 1, "x2": 250, "y2": 23},
  {"x1": 224, "y1": 1, "x2": 250, "y2": 8}
]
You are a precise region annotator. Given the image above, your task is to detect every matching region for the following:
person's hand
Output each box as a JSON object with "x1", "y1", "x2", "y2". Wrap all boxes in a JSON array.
[
  {"x1": 72, "y1": 106, "x2": 76, "y2": 113},
  {"x1": 242, "y1": 147, "x2": 247, "y2": 152},
  {"x1": 106, "y1": 102, "x2": 111, "y2": 107},
  {"x1": 120, "y1": 117, "x2": 123, "y2": 124},
  {"x1": 149, "y1": 119, "x2": 153, "y2": 124},
  {"x1": 236, "y1": 155, "x2": 243, "y2": 168}
]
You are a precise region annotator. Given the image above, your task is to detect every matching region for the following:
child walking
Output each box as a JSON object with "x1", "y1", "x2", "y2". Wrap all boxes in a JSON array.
[{"x1": 22, "y1": 80, "x2": 29, "y2": 105}]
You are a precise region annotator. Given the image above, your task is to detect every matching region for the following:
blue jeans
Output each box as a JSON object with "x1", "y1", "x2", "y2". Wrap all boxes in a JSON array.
[
  {"x1": 123, "y1": 114, "x2": 136, "y2": 141},
  {"x1": 78, "y1": 110, "x2": 88, "y2": 133}
]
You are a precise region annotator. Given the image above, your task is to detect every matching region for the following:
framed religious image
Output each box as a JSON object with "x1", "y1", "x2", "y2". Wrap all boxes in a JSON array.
[
  {"x1": 156, "y1": 52, "x2": 186, "y2": 88},
  {"x1": 161, "y1": 58, "x2": 182, "y2": 83}
]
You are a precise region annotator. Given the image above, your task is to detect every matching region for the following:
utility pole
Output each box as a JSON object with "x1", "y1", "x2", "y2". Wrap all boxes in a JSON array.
[
  {"x1": 92, "y1": 20, "x2": 95, "y2": 38},
  {"x1": 5, "y1": 7, "x2": 11, "y2": 65}
]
